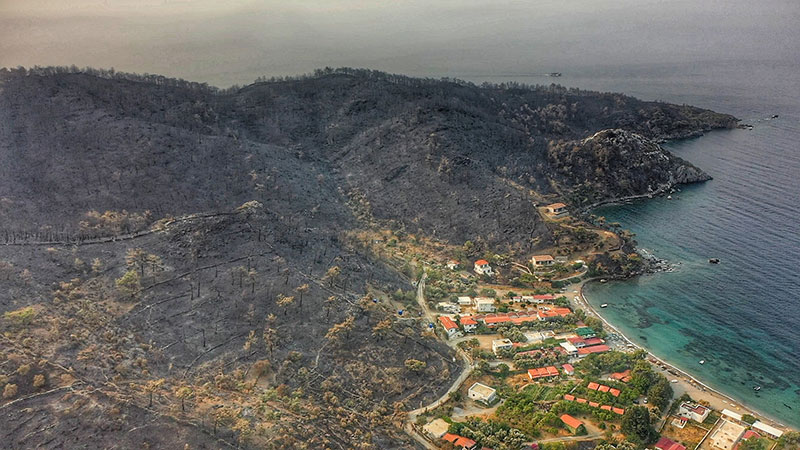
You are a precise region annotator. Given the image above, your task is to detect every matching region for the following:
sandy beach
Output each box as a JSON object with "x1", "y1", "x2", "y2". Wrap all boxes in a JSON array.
[{"x1": 570, "y1": 279, "x2": 794, "y2": 432}]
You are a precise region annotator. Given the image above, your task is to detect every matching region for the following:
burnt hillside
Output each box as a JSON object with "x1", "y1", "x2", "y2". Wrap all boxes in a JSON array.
[{"x1": 0, "y1": 66, "x2": 736, "y2": 448}]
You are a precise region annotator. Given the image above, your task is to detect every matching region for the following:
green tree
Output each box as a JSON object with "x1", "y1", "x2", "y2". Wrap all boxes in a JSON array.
[
  {"x1": 647, "y1": 377, "x2": 673, "y2": 411},
  {"x1": 115, "y1": 270, "x2": 141, "y2": 299},
  {"x1": 404, "y1": 359, "x2": 427, "y2": 373},
  {"x1": 621, "y1": 406, "x2": 655, "y2": 444}
]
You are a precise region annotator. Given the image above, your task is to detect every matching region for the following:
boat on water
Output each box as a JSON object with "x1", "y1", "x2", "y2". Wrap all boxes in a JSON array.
[
  {"x1": 667, "y1": 195, "x2": 673, "y2": 200},
  {"x1": 699, "y1": 360, "x2": 705, "y2": 365},
  {"x1": 600, "y1": 279, "x2": 608, "y2": 283},
  {"x1": 600, "y1": 303, "x2": 608, "y2": 308},
  {"x1": 546, "y1": 72, "x2": 562, "y2": 77},
  {"x1": 709, "y1": 258, "x2": 720, "y2": 264},
  {"x1": 754, "y1": 386, "x2": 762, "y2": 391}
]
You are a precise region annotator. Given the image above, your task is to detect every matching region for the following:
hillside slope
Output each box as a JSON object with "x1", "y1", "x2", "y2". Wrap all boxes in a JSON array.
[{"x1": 0, "y1": 66, "x2": 736, "y2": 448}]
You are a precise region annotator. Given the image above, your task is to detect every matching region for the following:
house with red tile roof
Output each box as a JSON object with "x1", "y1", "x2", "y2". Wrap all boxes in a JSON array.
[
  {"x1": 578, "y1": 344, "x2": 610, "y2": 356},
  {"x1": 438, "y1": 316, "x2": 459, "y2": 338},
  {"x1": 576, "y1": 398, "x2": 587, "y2": 404},
  {"x1": 598, "y1": 385, "x2": 610, "y2": 393},
  {"x1": 609, "y1": 388, "x2": 621, "y2": 397},
  {"x1": 609, "y1": 369, "x2": 632, "y2": 382},
  {"x1": 443, "y1": 433, "x2": 477, "y2": 449},
  {"x1": 600, "y1": 405, "x2": 612, "y2": 411},
  {"x1": 527, "y1": 366, "x2": 559, "y2": 380},
  {"x1": 564, "y1": 394, "x2": 575, "y2": 401},
  {"x1": 562, "y1": 363, "x2": 574, "y2": 375},
  {"x1": 734, "y1": 430, "x2": 762, "y2": 450},
  {"x1": 474, "y1": 260, "x2": 493, "y2": 276},
  {"x1": 654, "y1": 437, "x2": 686, "y2": 450},
  {"x1": 589, "y1": 401, "x2": 600, "y2": 408},
  {"x1": 587, "y1": 382, "x2": 600, "y2": 390},
  {"x1": 459, "y1": 316, "x2": 478, "y2": 332},
  {"x1": 560, "y1": 414, "x2": 584, "y2": 433}
]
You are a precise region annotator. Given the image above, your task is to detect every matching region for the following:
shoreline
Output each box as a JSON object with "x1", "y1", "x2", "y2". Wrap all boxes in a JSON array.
[{"x1": 574, "y1": 278, "x2": 793, "y2": 432}]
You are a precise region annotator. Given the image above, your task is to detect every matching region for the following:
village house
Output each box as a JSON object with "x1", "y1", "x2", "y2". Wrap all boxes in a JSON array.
[
  {"x1": 446, "y1": 260, "x2": 460, "y2": 270},
  {"x1": 734, "y1": 430, "x2": 762, "y2": 450},
  {"x1": 468, "y1": 382, "x2": 498, "y2": 405},
  {"x1": 473, "y1": 259, "x2": 493, "y2": 276},
  {"x1": 528, "y1": 366, "x2": 560, "y2": 380},
  {"x1": 752, "y1": 421, "x2": 784, "y2": 439},
  {"x1": 438, "y1": 316, "x2": 460, "y2": 338},
  {"x1": 422, "y1": 418, "x2": 450, "y2": 439},
  {"x1": 577, "y1": 344, "x2": 610, "y2": 357},
  {"x1": 545, "y1": 202, "x2": 568, "y2": 216},
  {"x1": 474, "y1": 297, "x2": 496, "y2": 313},
  {"x1": 457, "y1": 296, "x2": 473, "y2": 306},
  {"x1": 654, "y1": 437, "x2": 687, "y2": 450},
  {"x1": 559, "y1": 341, "x2": 578, "y2": 357},
  {"x1": 460, "y1": 316, "x2": 478, "y2": 333},
  {"x1": 562, "y1": 363, "x2": 575, "y2": 375},
  {"x1": 679, "y1": 402, "x2": 710, "y2": 422},
  {"x1": 442, "y1": 433, "x2": 477, "y2": 450},
  {"x1": 492, "y1": 338, "x2": 513, "y2": 355},
  {"x1": 531, "y1": 255, "x2": 555, "y2": 268},
  {"x1": 560, "y1": 414, "x2": 584, "y2": 433},
  {"x1": 609, "y1": 369, "x2": 632, "y2": 382},
  {"x1": 436, "y1": 302, "x2": 461, "y2": 314}
]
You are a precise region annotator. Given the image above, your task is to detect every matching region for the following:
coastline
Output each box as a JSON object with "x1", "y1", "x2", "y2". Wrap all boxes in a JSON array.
[{"x1": 573, "y1": 278, "x2": 793, "y2": 432}]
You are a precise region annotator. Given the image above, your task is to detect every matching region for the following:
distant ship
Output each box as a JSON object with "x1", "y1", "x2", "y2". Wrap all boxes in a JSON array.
[
  {"x1": 709, "y1": 258, "x2": 720, "y2": 264},
  {"x1": 699, "y1": 360, "x2": 705, "y2": 365},
  {"x1": 600, "y1": 303, "x2": 608, "y2": 308},
  {"x1": 546, "y1": 72, "x2": 562, "y2": 77}
]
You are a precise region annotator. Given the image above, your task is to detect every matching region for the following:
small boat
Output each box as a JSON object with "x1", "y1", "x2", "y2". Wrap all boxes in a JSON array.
[
  {"x1": 772, "y1": 114, "x2": 779, "y2": 119},
  {"x1": 709, "y1": 258, "x2": 720, "y2": 264},
  {"x1": 600, "y1": 303, "x2": 608, "y2": 308},
  {"x1": 699, "y1": 360, "x2": 705, "y2": 365},
  {"x1": 754, "y1": 386, "x2": 761, "y2": 391},
  {"x1": 600, "y1": 279, "x2": 608, "y2": 283},
  {"x1": 667, "y1": 195, "x2": 673, "y2": 200}
]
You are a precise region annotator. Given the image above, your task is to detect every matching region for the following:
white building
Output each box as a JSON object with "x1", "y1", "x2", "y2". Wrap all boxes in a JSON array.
[
  {"x1": 468, "y1": 382, "x2": 498, "y2": 405},
  {"x1": 460, "y1": 317, "x2": 478, "y2": 333},
  {"x1": 473, "y1": 259, "x2": 493, "y2": 276},
  {"x1": 446, "y1": 260, "x2": 459, "y2": 270},
  {"x1": 475, "y1": 297, "x2": 496, "y2": 313},
  {"x1": 679, "y1": 402, "x2": 710, "y2": 423},
  {"x1": 492, "y1": 339, "x2": 513, "y2": 355},
  {"x1": 437, "y1": 302, "x2": 461, "y2": 314},
  {"x1": 752, "y1": 421, "x2": 784, "y2": 439},
  {"x1": 438, "y1": 316, "x2": 460, "y2": 338},
  {"x1": 559, "y1": 341, "x2": 578, "y2": 357},
  {"x1": 545, "y1": 202, "x2": 568, "y2": 216},
  {"x1": 457, "y1": 296, "x2": 473, "y2": 306},
  {"x1": 531, "y1": 255, "x2": 555, "y2": 267}
]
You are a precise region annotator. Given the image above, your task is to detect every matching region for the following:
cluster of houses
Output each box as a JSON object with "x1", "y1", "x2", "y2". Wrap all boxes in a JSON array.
[
  {"x1": 437, "y1": 306, "x2": 575, "y2": 339},
  {"x1": 561, "y1": 394, "x2": 625, "y2": 416},
  {"x1": 587, "y1": 381, "x2": 621, "y2": 397},
  {"x1": 422, "y1": 419, "x2": 479, "y2": 450}
]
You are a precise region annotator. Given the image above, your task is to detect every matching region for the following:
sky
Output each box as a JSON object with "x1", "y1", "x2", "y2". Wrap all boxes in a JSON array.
[{"x1": 1, "y1": 0, "x2": 798, "y2": 87}]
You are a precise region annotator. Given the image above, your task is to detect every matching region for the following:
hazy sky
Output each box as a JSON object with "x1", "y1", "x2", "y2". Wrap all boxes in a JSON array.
[{"x1": 1, "y1": 0, "x2": 798, "y2": 87}]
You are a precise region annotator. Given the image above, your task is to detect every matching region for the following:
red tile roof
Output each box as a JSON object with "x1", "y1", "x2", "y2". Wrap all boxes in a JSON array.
[
  {"x1": 547, "y1": 203, "x2": 567, "y2": 209},
  {"x1": 583, "y1": 337, "x2": 605, "y2": 346},
  {"x1": 600, "y1": 405, "x2": 612, "y2": 411},
  {"x1": 576, "y1": 398, "x2": 587, "y2": 404},
  {"x1": 564, "y1": 394, "x2": 575, "y2": 401},
  {"x1": 609, "y1": 388, "x2": 621, "y2": 397},
  {"x1": 587, "y1": 382, "x2": 600, "y2": 390},
  {"x1": 560, "y1": 414, "x2": 583, "y2": 429},
  {"x1": 460, "y1": 317, "x2": 477, "y2": 326},
  {"x1": 612, "y1": 407, "x2": 625, "y2": 415},
  {"x1": 533, "y1": 294, "x2": 556, "y2": 300},
  {"x1": 527, "y1": 366, "x2": 559, "y2": 379},
  {"x1": 589, "y1": 401, "x2": 600, "y2": 408},
  {"x1": 443, "y1": 433, "x2": 477, "y2": 448},
  {"x1": 475, "y1": 260, "x2": 489, "y2": 266},
  {"x1": 655, "y1": 437, "x2": 686, "y2": 450},
  {"x1": 610, "y1": 369, "x2": 632, "y2": 382},
  {"x1": 562, "y1": 363, "x2": 574, "y2": 373},
  {"x1": 438, "y1": 316, "x2": 458, "y2": 330},
  {"x1": 578, "y1": 345, "x2": 610, "y2": 355},
  {"x1": 598, "y1": 385, "x2": 610, "y2": 393},
  {"x1": 532, "y1": 255, "x2": 555, "y2": 261}
]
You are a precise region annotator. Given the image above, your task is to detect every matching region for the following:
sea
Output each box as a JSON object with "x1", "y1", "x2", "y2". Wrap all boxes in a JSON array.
[{"x1": 466, "y1": 60, "x2": 800, "y2": 428}]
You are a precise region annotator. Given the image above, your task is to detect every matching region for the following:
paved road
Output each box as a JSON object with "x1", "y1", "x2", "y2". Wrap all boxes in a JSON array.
[{"x1": 405, "y1": 272, "x2": 474, "y2": 446}]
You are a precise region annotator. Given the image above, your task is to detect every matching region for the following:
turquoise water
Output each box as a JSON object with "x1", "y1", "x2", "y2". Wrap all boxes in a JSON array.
[
  {"x1": 471, "y1": 60, "x2": 800, "y2": 428},
  {"x1": 579, "y1": 78, "x2": 800, "y2": 427}
]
